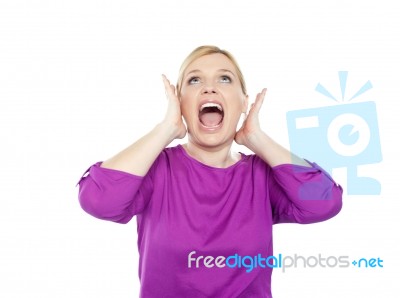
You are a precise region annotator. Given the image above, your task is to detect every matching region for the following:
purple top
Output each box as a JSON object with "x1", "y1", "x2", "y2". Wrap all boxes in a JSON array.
[{"x1": 78, "y1": 145, "x2": 342, "y2": 297}]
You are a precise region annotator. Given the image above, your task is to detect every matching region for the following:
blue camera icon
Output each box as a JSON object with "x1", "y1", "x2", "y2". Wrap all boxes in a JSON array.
[{"x1": 287, "y1": 101, "x2": 382, "y2": 195}]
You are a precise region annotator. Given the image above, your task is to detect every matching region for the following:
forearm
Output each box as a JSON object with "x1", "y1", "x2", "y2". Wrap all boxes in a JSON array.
[
  {"x1": 243, "y1": 130, "x2": 310, "y2": 167},
  {"x1": 78, "y1": 162, "x2": 146, "y2": 223},
  {"x1": 100, "y1": 122, "x2": 177, "y2": 176}
]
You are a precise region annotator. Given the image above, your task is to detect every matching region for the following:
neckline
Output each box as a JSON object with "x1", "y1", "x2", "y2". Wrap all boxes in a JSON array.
[{"x1": 176, "y1": 144, "x2": 246, "y2": 171}]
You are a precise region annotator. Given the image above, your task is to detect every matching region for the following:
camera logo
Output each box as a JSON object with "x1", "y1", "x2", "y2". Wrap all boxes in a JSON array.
[{"x1": 286, "y1": 71, "x2": 382, "y2": 195}]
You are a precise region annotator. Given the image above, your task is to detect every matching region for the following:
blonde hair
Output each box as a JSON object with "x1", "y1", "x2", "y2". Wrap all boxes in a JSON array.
[{"x1": 176, "y1": 45, "x2": 247, "y2": 96}]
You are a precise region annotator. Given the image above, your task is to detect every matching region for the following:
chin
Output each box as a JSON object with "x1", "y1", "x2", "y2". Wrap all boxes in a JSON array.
[{"x1": 189, "y1": 126, "x2": 236, "y2": 149}]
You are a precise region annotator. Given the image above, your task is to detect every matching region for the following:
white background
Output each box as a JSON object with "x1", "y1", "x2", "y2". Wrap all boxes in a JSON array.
[{"x1": 1, "y1": 0, "x2": 399, "y2": 297}]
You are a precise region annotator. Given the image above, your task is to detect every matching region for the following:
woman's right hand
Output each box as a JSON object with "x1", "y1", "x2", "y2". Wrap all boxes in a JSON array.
[
  {"x1": 161, "y1": 74, "x2": 187, "y2": 140},
  {"x1": 99, "y1": 75, "x2": 186, "y2": 175}
]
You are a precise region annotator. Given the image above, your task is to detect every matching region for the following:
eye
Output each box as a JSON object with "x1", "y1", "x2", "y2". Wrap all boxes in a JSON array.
[
  {"x1": 188, "y1": 76, "x2": 200, "y2": 84},
  {"x1": 220, "y1": 75, "x2": 231, "y2": 83}
]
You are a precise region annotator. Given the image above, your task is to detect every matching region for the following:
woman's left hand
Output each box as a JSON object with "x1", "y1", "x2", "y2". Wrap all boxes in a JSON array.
[{"x1": 235, "y1": 88, "x2": 267, "y2": 146}]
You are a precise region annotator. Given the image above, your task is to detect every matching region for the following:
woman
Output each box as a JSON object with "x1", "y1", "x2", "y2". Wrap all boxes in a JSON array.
[{"x1": 77, "y1": 45, "x2": 343, "y2": 297}]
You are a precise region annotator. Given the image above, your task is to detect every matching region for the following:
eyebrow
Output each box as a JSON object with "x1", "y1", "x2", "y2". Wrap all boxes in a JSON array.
[{"x1": 185, "y1": 69, "x2": 236, "y2": 78}]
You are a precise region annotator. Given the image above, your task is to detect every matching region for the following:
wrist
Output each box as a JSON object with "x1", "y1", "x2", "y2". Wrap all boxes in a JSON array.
[
  {"x1": 241, "y1": 129, "x2": 265, "y2": 152},
  {"x1": 155, "y1": 121, "x2": 183, "y2": 144}
]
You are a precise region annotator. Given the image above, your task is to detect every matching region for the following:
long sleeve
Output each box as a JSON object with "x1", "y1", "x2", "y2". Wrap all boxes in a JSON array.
[
  {"x1": 268, "y1": 161, "x2": 343, "y2": 224},
  {"x1": 75, "y1": 146, "x2": 343, "y2": 297},
  {"x1": 77, "y1": 162, "x2": 154, "y2": 224}
]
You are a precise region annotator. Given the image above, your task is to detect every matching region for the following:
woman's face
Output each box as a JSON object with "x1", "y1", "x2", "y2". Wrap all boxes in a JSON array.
[{"x1": 180, "y1": 53, "x2": 248, "y2": 148}]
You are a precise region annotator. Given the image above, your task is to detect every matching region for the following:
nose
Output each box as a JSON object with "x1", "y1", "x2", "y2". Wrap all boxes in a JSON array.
[{"x1": 201, "y1": 82, "x2": 217, "y2": 94}]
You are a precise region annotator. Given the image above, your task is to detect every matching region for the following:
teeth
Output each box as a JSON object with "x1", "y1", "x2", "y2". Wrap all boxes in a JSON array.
[{"x1": 200, "y1": 103, "x2": 223, "y2": 111}]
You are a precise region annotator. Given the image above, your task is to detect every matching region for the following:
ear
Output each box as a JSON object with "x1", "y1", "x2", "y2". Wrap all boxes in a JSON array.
[{"x1": 242, "y1": 94, "x2": 249, "y2": 113}]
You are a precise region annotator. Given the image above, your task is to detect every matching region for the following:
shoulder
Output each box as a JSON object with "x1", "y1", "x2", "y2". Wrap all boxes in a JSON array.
[
  {"x1": 150, "y1": 145, "x2": 183, "y2": 168},
  {"x1": 240, "y1": 151, "x2": 270, "y2": 169}
]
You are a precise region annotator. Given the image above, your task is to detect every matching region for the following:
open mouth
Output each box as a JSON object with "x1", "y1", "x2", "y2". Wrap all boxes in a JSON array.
[{"x1": 198, "y1": 102, "x2": 224, "y2": 128}]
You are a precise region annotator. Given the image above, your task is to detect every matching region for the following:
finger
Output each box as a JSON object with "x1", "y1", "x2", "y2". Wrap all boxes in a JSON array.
[
  {"x1": 162, "y1": 74, "x2": 170, "y2": 96},
  {"x1": 162, "y1": 74, "x2": 170, "y2": 89},
  {"x1": 257, "y1": 88, "x2": 267, "y2": 105},
  {"x1": 252, "y1": 88, "x2": 267, "y2": 113},
  {"x1": 247, "y1": 88, "x2": 266, "y2": 117},
  {"x1": 162, "y1": 74, "x2": 176, "y2": 99}
]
